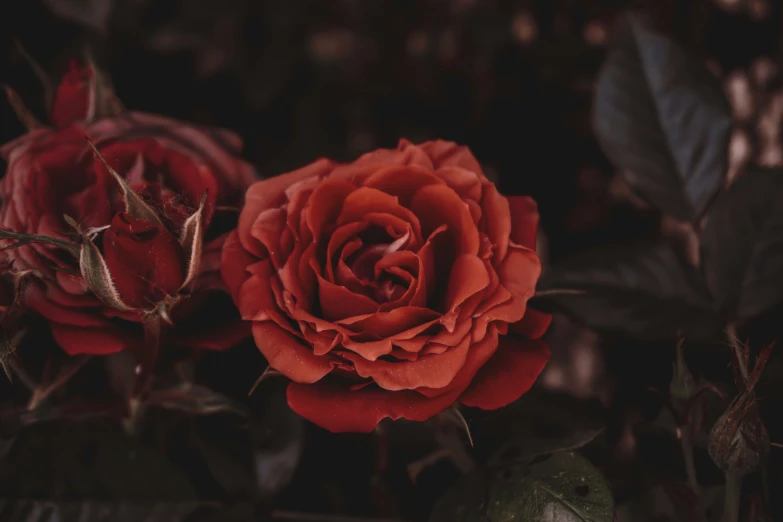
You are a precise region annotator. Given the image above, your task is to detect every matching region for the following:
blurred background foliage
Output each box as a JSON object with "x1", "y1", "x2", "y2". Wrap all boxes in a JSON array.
[{"x1": 2, "y1": 1, "x2": 783, "y2": 521}]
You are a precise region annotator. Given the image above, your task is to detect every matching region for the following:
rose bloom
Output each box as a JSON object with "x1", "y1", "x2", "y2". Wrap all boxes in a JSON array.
[
  {"x1": 0, "y1": 60, "x2": 255, "y2": 356},
  {"x1": 222, "y1": 139, "x2": 551, "y2": 432}
]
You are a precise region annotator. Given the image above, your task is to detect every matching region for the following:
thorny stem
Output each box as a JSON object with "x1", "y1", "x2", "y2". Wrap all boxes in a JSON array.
[
  {"x1": 726, "y1": 324, "x2": 748, "y2": 381},
  {"x1": 371, "y1": 423, "x2": 396, "y2": 517},
  {"x1": 124, "y1": 315, "x2": 161, "y2": 434},
  {"x1": 724, "y1": 469, "x2": 743, "y2": 522},
  {"x1": 0, "y1": 229, "x2": 79, "y2": 257},
  {"x1": 680, "y1": 435, "x2": 700, "y2": 499},
  {"x1": 27, "y1": 356, "x2": 90, "y2": 410},
  {"x1": 723, "y1": 325, "x2": 751, "y2": 522},
  {"x1": 534, "y1": 288, "x2": 586, "y2": 297},
  {"x1": 270, "y1": 512, "x2": 407, "y2": 522},
  {"x1": 6, "y1": 357, "x2": 36, "y2": 391}
]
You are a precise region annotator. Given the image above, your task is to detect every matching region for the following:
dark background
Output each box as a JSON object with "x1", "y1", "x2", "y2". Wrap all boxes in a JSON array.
[{"x1": 2, "y1": 0, "x2": 783, "y2": 521}]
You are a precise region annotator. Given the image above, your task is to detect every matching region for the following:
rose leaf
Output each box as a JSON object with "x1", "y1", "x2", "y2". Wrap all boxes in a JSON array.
[
  {"x1": 615, "y1": 483, "x2": 725, "y2": 522},
  {"x1": 183, "y1": 379, "x2": 303, "y2": 503},
  {"x1": 592, "y1": 12, "x2": 731, "y2": 221},
  {"x1": 535, "y1": 241, "x2": 719, "y2": 339},
  {"x1": 701, "y1": 165, "x2": 783, "y2": 319},
  {"x1": 429, "y1": 452, "x2": 614, "y2": 522},
  {"x1": 471, "y1": 389, "x2": 605, "y2": 467},
  {"x1": 0, "y1": 418, "x2": 198, "y2": 501}
]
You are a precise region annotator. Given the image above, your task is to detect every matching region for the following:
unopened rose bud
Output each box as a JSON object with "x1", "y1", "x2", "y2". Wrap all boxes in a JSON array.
[
  {"x1": 708, "y1": 395, "x2": 770, "y2": 475},
  {"x1": 670, "y1": 339, "x2": 695, "y2": 403}
]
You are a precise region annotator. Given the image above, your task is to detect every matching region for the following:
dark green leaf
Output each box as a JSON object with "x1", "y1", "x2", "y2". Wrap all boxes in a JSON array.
[
  {"x1": 146, "y1": 384, "x2": 248, "y2": 418},
  {"x1": 593, "y1": 13, "x2": 731, "y2": 221},
  {"x1": 248, "y1": 379, "x2": 304, "y2": 502},
  {"x1": 0, "y1": 419, "x2": 197, "y2": 500},
  {"x1": 172, "y1": 379, "x2": 303, "y2": 503},
  {"x1": 537, "y1": 241, "x2": 718, "y2": 339},
  {"x1": 0, "y1": 499, "x2": 224, "y2": 522},
  {"x1": 701, "y1": 165, "x2": 783, "y2": 319},
  {"x1": 615, "y1": 484, "x2": 724, "y2": 522},
  {"x1": 430, "y1": 452, "x2": 613, "y2": 522},
  {"x1": 476, "y1": 389, "x2": 605, "y2": 466}
]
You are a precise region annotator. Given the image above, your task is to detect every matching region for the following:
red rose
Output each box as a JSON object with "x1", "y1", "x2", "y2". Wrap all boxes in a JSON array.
[
  {"x1": 222, "y1": 139, "x2": 551, "y2": 432},
  {"x1": 0, "y1": 60, "x2": 255, "y2": 356}
]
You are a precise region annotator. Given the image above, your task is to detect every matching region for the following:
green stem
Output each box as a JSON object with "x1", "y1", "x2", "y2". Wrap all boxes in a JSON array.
[
  {"x1": 681, "y1": 436, "x2": 699, "y2": 496},
  {"x1": 0, "y1": 229, "x2": 79, "y2": 257},
  {"x1": 723, "y1": 470, "x2": 743, "y2": 522}
]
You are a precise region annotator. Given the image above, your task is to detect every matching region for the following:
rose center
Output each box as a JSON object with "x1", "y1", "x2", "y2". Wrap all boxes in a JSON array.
[{"x1": 345, "y1": 228, "x2": 412, "y2": 304}]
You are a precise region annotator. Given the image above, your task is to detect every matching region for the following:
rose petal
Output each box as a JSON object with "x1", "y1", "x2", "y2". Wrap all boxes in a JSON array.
[
  {"x1": 508, "y1": 196, "x2": 539, "y2": 251},
  {"x1": 238, "y1": 159, "x2": 335, "y2": 257},
  {"x1": 337, "y1": 307, "x2": 441, "y2": 339},
  {"x1": 286, "y1": 379, "x2": 463, "y2": 433},
  {"x1": 286, "y1": 176, "x2": 321, "y2": 244},
  {"x1": 444, "y1": 254, "x2": 490, "y2": 311},
  {"x1": 253, "y1": 322, "x2": 333, "y2": 383},
  {"x1": 249, "y1": 208, "x2": 287, "y2": 268},
  {"x1": 435, "y1": 167, "x2": 483, "y2": 202},
  {"x1": 221, "y1": 230, "x2": 255, "y2": 302},
  {"x1": 50, "y1": 59, "x2": 95, "y2": 127},
  {"x1": 237, "y1": 261, "x2": 278, "y2": 320},
  {"x1": 459, "y1": 336, "x2": 550, "y2": 409},
  {"x1": 103, "y1": 213, "x2": 186, "y2": 308},
  {"x1": 306, "y1": 178, "x2": 355, "y2": 240},
  {"x1": 481, "y1": 184, "x2": 511, "y2": 263},
  {"x1": 329, "y1": 145, "x2": 434, "y2": 183},
  {"x1": 287, "y1": 323, "x2": 501, "y2": 432},
  {"x1": 337, "y1": 187, "x2": 422, "y2": 240},
  {"x1": 416, "y1": 140, "x2": 484, "y2": 175},
  {"x1": 409, "y1": 184, "x2": 479, "y2": 255},
  {"x1": 317, "y1": 272, "x2": 379, "y2": 321},
  {"x1": 23, "y1": 283, "x2": 109, "y2": 328},
  {"x1": 56, "y1": 271, "x2": 90, "y2": 295},
  {"x1": 497, "y1": 247, "x2": 540, "y2": 304},
  {"x1": 416, "y1": 324, "x2": 500, "y2": 398},
  {"x1": 509, "y1": 308, "x2": 552, "y2": 340},
  {"x1": 51, "y1": 323, "x2": 139, "y2": 356},
  {"x1": 343, "y1": 333, "x2": 471, "y2": 391},
  {"x1": 362, "y1": 165, "x2": 445, "y2": 206},
  {"x1": 340, "y1": 338, "x2": 395, "y2": 360}
]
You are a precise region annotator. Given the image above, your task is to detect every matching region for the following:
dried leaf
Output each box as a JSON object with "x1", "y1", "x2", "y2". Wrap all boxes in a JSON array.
[
  {"x1": 179, "y1": 192, "x2": 208, "y2": 290},
  {"x1": 248, "y1": 366, "x2": 283, "y2": 397},
  {"x1": 2, "y1": 84, "x2": 43, "y2": 130},
  {"x1": 79, "y1": 235, "x2": 135, "y2": 311},
  {"x1": 41, "y1": 0, "x2": 114, "y2": 34},
  {"x1": 27, "y1": 356, "x2": 90, "y2": 411},
  {"x1": 87, "y1": 139, "x2": 164, "y2": 227},
  {"x1": 439, "y1": 406, "x2": 474, "y2": 448},
  {"x1": 146, "y1": 384, "x2": 248, "y2": 417},
  {"x1": 13, "y1": 39, "x2": 54, "y2": 108},
  {"x1": 83, "y1": 49, "x2": 124, "y2": 118}
]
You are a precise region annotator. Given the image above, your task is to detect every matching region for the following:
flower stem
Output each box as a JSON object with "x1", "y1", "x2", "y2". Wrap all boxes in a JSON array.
[
  {"x1": 726, "y1": 324, "x2": 748, "y2": 381},
  {"x1": 723, "y1": 470, "x2": 743, "y2": 522},
  {"x1": 681, "y1": 435, "x2": 699, "y2": 496}
]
